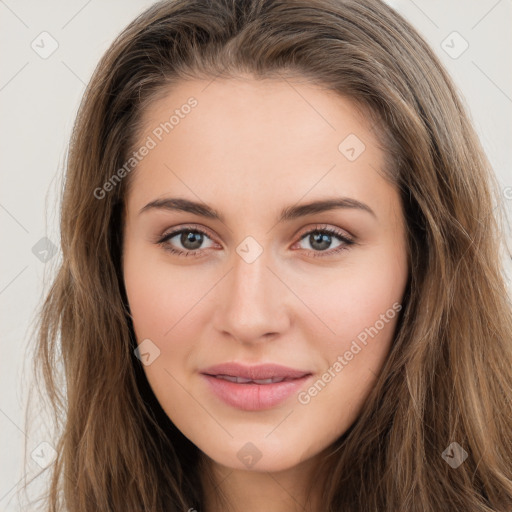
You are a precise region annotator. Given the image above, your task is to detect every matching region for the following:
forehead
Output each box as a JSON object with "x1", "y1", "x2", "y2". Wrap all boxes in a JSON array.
[
  {"x1": 126, "y1": 77, "x2": 396, "y2": 218},
  {"x1": 138, "y1": 75, "x2": 375, "y2": 155}
]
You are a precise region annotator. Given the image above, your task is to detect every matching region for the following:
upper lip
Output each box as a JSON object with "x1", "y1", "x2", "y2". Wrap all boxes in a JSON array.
[{"x1": 200, "y1": 362, "x2": 311, "y2": 380}]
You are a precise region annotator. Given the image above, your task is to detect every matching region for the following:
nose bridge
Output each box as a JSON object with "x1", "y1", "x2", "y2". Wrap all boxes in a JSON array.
[
  {"x1": 214, "y1": 237, "x2": 289, "y2": 341},
  {"x1": 233, "y1": 242, "x2": 268, "y2": 297},
  {"x1": 230, "y1": 241, "x2": 273, "y2": 312}
]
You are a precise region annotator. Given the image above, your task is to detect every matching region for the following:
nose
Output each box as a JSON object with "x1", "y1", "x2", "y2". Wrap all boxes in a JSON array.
[{"x1": 212, "y1": 244, "x2": 291, "y2": 345}]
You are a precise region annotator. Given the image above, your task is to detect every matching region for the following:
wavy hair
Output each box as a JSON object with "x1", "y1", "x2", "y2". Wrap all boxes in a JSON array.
[{"x1": 26, "y1": 0, "x2": 512, "y2": 510}]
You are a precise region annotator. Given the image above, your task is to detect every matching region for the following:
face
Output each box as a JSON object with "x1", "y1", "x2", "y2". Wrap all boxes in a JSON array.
[{"x1": 122, "y1": 76, "x2": 409, "y2": 473}]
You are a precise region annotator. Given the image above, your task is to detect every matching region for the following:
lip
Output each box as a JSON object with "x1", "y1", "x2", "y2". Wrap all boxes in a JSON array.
[{"x1": 200, "y1": 362, "x2": 312, "y2": 411}]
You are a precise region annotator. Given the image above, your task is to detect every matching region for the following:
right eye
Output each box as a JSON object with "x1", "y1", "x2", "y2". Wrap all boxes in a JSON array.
[{"x1": 157, "y1": 226, "x2": 217, "y2": 257}]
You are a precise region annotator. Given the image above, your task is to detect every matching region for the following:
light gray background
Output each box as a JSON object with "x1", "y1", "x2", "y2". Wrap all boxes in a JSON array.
[{"x1": 1, "y1": 0, "x2": 511, "y2": 510}]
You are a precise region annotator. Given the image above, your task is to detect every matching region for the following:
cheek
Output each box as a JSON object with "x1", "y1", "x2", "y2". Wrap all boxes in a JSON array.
[
  {"x1": 123, "y1": 244, "x2": 215, "y2": 400},
  {"x1": 123, "y1": 243, "x2": 206, "y2": 340},
  {"x1": 123, "y1": 253, "x2": 203, "y2": 421},
  {"x1": 294, "y1": 248, "x2": 406, "y2": 349},
  {"x1": 296, "y1": 248, "x2": 405, "y2": 423}
]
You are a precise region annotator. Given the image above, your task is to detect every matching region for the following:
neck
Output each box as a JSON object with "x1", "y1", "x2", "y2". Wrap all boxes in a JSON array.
[{"x1": 199, "y1": 452, "x2": 327, "y2": 512}]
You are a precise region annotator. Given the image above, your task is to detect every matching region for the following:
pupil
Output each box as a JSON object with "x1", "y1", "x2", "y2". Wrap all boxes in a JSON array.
[
  {"x1": 182, "y1": 231, "x2": 203, "y2": 250},
  {"x1": 311, "y1": 232, "x2": 330, "y2": 251}
]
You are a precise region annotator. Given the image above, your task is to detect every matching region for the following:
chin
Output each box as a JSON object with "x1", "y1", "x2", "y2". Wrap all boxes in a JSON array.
[{"x1": 195, "y1": 433, "x2": 318, "y2": 474}]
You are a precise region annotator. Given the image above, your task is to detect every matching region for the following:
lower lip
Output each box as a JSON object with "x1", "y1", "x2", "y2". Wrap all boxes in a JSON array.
[{"x1": 201, "y1": 374, "x2": 312, "y2": 411}]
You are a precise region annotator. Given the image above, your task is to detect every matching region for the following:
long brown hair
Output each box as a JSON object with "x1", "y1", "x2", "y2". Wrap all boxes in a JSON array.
[{"x1": 26, "y1": 0, "x2": 512, "y2": 510}]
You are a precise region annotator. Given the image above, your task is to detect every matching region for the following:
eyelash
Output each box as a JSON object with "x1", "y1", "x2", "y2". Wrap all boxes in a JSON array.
[{"x1": 156, "y1": 224, "x2": 355, "y2": 259}]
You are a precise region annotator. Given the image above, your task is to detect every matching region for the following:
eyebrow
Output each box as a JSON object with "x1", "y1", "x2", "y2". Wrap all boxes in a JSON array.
[{"x1": 138, "y1": 196, "x2": 377, "y2": 222}]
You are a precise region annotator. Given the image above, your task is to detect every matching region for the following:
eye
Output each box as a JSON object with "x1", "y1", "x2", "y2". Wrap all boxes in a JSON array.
[
  {"x1": 293, "y1": 225, "x2": 355, "y2": 257},
  {"x1": 156, "y1": 224, "x2": 355, "y2": 258},
  {"x1": 157, "y1": 226, "x2": 216, "y2": 257}
]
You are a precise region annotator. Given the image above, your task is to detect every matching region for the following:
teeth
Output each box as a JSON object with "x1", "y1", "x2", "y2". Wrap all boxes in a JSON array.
[
  {"x1": 220, "y1": 375, "x2": 252, "y2": 383},
  {"x1": 253, "y1": 378, "x2": 274, "y2": 384},
  {"x1": 216, "y1": 374, "x2": 286, "y2": 384}
]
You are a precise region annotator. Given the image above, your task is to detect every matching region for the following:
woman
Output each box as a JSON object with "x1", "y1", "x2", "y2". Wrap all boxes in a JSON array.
[{"x1": 29, "y1": 0, "x2": 512, "y2": 510}]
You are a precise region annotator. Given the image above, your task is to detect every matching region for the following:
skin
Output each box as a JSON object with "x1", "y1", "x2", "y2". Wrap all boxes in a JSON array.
[{"x1": 122, "y1": 75, "x2": 409, "y2": 512}]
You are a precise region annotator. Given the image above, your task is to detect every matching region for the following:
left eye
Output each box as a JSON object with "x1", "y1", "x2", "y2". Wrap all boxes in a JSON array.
[
  {"x1": 157, "y1": 225, "x2": 355, "y2": 258},
  {"x1": 295, "y1": 227, "x2": 353, "y2": 254}
]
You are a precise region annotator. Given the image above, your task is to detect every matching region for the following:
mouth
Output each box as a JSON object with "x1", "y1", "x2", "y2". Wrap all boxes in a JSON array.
[
  {"x1": 200, "y1": 362, "x2": 313, "y2": 411},
  {"x1": 210, "y1": 374, "x2": 298, "y2": 384}
]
